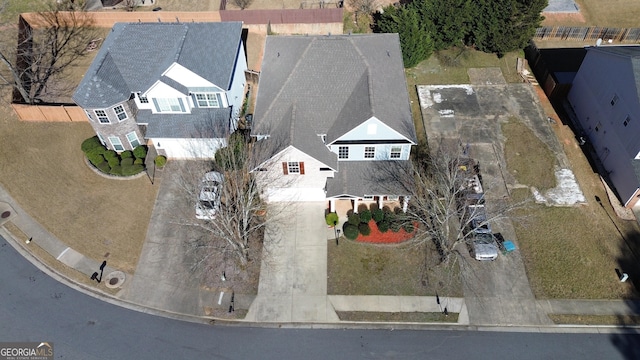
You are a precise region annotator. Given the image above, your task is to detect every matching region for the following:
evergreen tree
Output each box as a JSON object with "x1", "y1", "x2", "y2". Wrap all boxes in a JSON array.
[
  {"x1": 375, "y1": 5, "x2": 434, "y2": 68},
  {"x1": 469, "y1": 0, "x2": 547, "y2": 57},
  {"x1": 415, "y1": 0, "x2": 472, "y2": 51}
]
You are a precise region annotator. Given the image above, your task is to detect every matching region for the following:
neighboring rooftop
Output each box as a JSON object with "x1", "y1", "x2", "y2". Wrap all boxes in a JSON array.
[{"x1": 73, "y1": 22, "x2": 243, "y2": 108}]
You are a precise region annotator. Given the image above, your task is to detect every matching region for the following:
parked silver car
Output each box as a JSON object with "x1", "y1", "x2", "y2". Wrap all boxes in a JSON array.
[
  {"x1": 196, "y1": 171, "x2": 224, "y2": 220},
  {"x1": 471, "y1": 233, "x2": 499, "y2": 261},
  {"x1": 467, "y1": 204, "x2": 492, "y2": 234}
]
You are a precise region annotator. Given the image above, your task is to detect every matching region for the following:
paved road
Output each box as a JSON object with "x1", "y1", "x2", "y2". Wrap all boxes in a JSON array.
[{"x1": 2, "y1": 234, "x2": 639, "y2": 360}]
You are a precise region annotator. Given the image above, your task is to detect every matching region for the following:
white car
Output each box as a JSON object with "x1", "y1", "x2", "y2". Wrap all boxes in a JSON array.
[
  {"x1": 471, "y1": 233, "x2": 499, "y2": 261},
  {"x1": 467, "y1": 204, "x2": 492, "y2": 234},
  {"x1": 196, "y1": 171, "x2": 224, "y2": 220}
]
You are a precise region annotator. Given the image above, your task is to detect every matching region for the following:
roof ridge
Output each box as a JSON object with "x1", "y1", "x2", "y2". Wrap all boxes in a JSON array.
[{"x1": 350, "y1": 37, "x2": 375, "y2": 114}]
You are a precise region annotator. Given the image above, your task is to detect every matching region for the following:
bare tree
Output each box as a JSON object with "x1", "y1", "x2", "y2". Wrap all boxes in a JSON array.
[
  {"x1": 349, "y1": 0, "x2": 378, "y2": 14},
  {"x1": 231, "y1": 0, "x2": 253, "y2": 10},
  {"x1": 0, "y1": 0, "x2": 97, "y2": 104}
]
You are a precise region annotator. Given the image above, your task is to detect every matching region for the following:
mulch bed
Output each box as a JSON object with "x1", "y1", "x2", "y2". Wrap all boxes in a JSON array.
[{"x1": 355, "y1": 220, "x2": 417, "y2": 244}]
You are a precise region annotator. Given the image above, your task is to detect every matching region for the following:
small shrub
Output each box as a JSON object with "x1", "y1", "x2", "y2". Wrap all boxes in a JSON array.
[
  {"x1": 107, "y1": 156, "x2": 120, "y2": 168},
  {"x1": 155, "y1": 155, "x2": 167, "y2": 168},
  {"x1": 390, "y1": 220, "x2": 402, "y2": 233},
  {"x1": 133, "y1": 145, "x2": 147, "y2": 159},
  {"x1": 377, "y1": 220, "x2": 390, "y2": 233},
  {"x1": 372, "y1": 208, "x2": 384, "y2": 222},
  {"x1": 133, "y1": 158, "x2": 144, "y2": 165},
  {"x1": 88, "y1": 153, "x2": 105, "y2": 166},
  {"x1": 358, "y1": 222, "x2": 371, "y2": 236},
  {"x1": 120, "y1": 157, "x2": 134, "y2": 166},
  {"x1": 120, "y1": 150, "x2": 133, "y2": 159},
  {"x1": 104, "y1": 150, "x2": 118, "y2": 160},
  {"x1": 85, "y1": 144, "x2": 107, "y2": 158},
  {"x1": 325, "y1": 212, "x2": 339, "y2": 226},
  {"x1": 359, "y1": 209, "x2": 372, "y2": 223},
  {"x1": 96, "y1": 161, "x2": 111, "y2": 174},
  {"x1": 342, "y1": 223, "x2": 359, "y2": 240},
  {"x1": 121, "y1": 164, "x2": 144, "y2": 176},
  {"x1": 384, "y1": 211, "x2": 396, "y2": 223},
  {"x1": 81, "y1": 136, "x2": 102, "y2": 153},
  {"x1": 347, "y1": 213, "x2": 360, "y2": 226},
  {"x1": 109, "y1": 165, "x2": 122, "y2": 176},
  {"x1": 403, "y1": 222, "x2": 415, "y2": 233}
]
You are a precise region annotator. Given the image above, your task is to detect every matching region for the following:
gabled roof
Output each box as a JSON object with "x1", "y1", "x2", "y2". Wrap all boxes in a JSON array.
[
  {"x1": 137, "y1": 107, "x2": 232, "y2": 139},
  {"x1": 585, "y1": 46, "x2": 640, "y2": 105},
  {"x1": 73, "y1": 22, "x2": 243, "y2": 108},
  {"x1": 251, "y1": 34, "x2": 416, "y2": 167}
]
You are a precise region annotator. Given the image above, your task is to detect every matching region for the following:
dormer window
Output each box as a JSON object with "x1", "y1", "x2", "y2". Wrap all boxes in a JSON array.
[
  {"x1": 195, "y1": 93, "x2": 220, "y2": 108},
  {"x1": 138, "y1": 94, "x2": 149, "y2": 104}
]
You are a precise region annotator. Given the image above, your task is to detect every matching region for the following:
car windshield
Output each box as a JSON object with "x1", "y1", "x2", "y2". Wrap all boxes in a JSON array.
[
  {"x1": 199, "y1": 200, "x2": 217, "y2": 209},
  {"x1": 475, "y1": 234, "x2": 494, "y2": 245}
]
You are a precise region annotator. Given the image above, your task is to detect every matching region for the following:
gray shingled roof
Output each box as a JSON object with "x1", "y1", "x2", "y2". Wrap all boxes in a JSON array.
[
  {"x1": 138, "y1": 108, "x2": 232, "y2": 139},
  {"x1": 587, "y1": 46, "x2": 640, "y2": 106},
  {"x1": 326, "y1": 161, "x2": 414, "y2": 197},
  {"x1": 73, "y1": 22, "x2": 243, "y2": 108},
  {"x1": 252, "y1": 34, "x2": 416, "y2": 172}
]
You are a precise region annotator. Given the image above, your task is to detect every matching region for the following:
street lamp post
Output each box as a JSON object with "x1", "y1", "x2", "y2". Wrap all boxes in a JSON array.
[{"x1": 336, "y1": 229, "x2": 341, "y2": 246}]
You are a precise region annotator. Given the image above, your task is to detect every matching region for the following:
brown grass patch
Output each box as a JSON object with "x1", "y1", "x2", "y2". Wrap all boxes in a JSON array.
[
  {"x1": 337, "y1": 311, "x2": 458, "y2": 323},
  {"x1": 550, "y1": 314, "x2": 640, "y2": 325}
]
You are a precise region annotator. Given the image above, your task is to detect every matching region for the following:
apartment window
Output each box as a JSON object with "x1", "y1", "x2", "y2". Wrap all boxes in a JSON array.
[
  {"x1": 195, "y1": 93, "x2": 219, "y2": 108},
  {"x1": 95, "y1": 110, "x2": 109, "y2": 124},
  {"x1": 126, "y1": 132, "x2": 140, "y2": 148},
  {"x1": 156, "y1": 98, "x2": 183, "y2": 112},
  {"x1": 338, "y1": 146, "x2": 349, "y2": 159},
  {"x1": 611, "y1": 94, "x2": 619, "y2": 106},
  {"x1": 390, "y1": 146, "x2": 402, "y2": 159},
  {"x1": 108, "y1": 136, "x2": 124, "y2": 151},
  {"x1": 364, "y1": 146, "x2": 375, "y2": 159},
  {"x1": 138, "y1": 95, "x2": 149, "y2": 104},
  {"x1": 624, "y1": 115, "x2": 631, "y2": 127},
  {"x1": 114, "y1": 105, "x2": 127, "y2": 121}
]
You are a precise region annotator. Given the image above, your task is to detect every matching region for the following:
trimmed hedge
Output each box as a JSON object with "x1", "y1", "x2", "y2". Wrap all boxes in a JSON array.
[
  {"x1": 390, "y1": 220, "x2": 402, "y2": 233},
  {"x1": 358, "y1": 222, "x2": 371, "y2": 236},
  {"x1": 109, "y1": 165, "x2": 122, "y2": 175},
  {"x1": 372, "y1": 208, "x2": 384, "y2": 222},
  {"x1": 122, "y1": 164, "x2": 144, "y2": 176},
  {"x1": 377, "y1": 220, "x2": 390, "y2": 233},
  {"x1": 155, "y1": 155, "x2": 167, "y2": 168},
  {"x1": 342, "y1": 223, "x2": 359, "y2": 240},
  {"x1": 133, "y1": 158, "x2": 144, "y2": 165},
  {"x1": 104, "y1": 150, "x2": 118, "y2": 160},
  {"x1": 133, "y1": 145, "x2": 147, "y2": 159},
  {"x1": 402, "y1": 222, "x2": 415, "y2": 233},
  {"x1": 107, "y1": 156, "x2": 120, "y2": 168},
  {"x1": 325, "y1": 212, "x2": 339, "y2": 226},
  {"x1": 120, "y1": 157, "x2": 134, "y2": 166},
  {"x1": 81, "y1": 136, "x2": 102, "y2": 153},
  {"x1": 88, "y1": 153, "x2": 105, "y2": 166},
  {"x1": 120, "y1": 150, "x2": 133, "y2": 159},
  {"x1": 347, "y1": 214, "x2": 360, "y2": 226},
  {"x1": 359, "y1": 209, "x2": 372, "y2": 223},
  {"x1": 95, "y1": 161, "x2": 110, "y2": 174}
]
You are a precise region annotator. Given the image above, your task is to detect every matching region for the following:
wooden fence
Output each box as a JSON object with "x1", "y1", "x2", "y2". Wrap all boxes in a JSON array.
[
  {"x1": 12, "y1": 103, "x2": 87, "y2": 122},
  {"x1": 534, "y1": 26, "x2": 640, "y2": 43}
]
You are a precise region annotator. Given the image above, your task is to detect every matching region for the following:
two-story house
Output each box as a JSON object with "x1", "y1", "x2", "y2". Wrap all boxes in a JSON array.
[
  {"x1": 250, "y1": 34, "x2": 417, "y2": 212},
  {"x1": 567, "y1": 46, "x2": 640, "y2": 208},
  {"x1": 72, "y1": 22, "x2": 247, "y2": 159}
]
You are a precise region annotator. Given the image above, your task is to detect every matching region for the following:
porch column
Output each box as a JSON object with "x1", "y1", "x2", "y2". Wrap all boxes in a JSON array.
[
  {"x1": 378, "y1": 196, "x2": 384, "y2": 210},
  {"x1": 402, "y1": 195, "x2": 410, "y2": 213},
  {"x1": 330, "y1": 199, "x2": 336, "y2": 213},
  {"x1": 353, "y1": 198, "x2": 359, "y2": 213}
]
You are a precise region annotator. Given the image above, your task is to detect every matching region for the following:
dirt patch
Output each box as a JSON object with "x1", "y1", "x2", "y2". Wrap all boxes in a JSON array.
[{"x1": 337, "y1": 311, "x2": 458, "y2": 323}]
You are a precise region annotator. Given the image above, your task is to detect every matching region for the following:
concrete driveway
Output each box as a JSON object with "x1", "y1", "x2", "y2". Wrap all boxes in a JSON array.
[
  {"x1": 245, "y1": 201, "x2": 339, "y2": 322},
  {"x1": 117, "y1": 161, "x2": 217, "y2": 315}
]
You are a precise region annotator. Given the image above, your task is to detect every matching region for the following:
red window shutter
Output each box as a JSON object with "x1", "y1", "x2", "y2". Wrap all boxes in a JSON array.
[
  {"x1": 282, "y1": 162, "x2": 288, "y2": 175},
  {"x1": 300, "y1": 162, "x2": 305, "y2": 174}
]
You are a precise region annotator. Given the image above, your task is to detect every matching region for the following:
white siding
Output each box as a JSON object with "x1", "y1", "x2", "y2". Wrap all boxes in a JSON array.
[
  {"x1": 338, "y1": 117, "x2": 409, "y2": 141},
  {"x1": 152, "y1": 138, "x2": 226, "y2": 159},
  {"x1": 255, "y1": 145, "x2": 335, "y2": 202},
  {"x1": 228, "y1": 43, "x2": 248, "y2": 116},
  {"x1": 163, "y1": 62, "x2": 222, "y2": 90}
]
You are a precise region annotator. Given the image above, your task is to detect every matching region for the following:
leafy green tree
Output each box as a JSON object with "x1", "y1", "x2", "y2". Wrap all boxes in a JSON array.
[
  {"x1": 468, "y1": 0, "x2": 546, "y2": 57},
  {"x1": 374, "y1": 5, "x2": 433, "y2": 68}
]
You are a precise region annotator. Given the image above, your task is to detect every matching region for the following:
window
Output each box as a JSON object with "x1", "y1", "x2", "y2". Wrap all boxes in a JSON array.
[
  {"x1": 390, "y1": 146, "x2": 402, "y2": 159},
  {"x1": 126, "y1": 132, "x2": 140, "y2": 148},
  {"x1": 108, "y1": 136, "x2": 124, "y2": 151},
  {"x1": 138, "y1": 95, "x2": 149, "y2": 104},
  {"x1": 282, "y1": 161, "x2": 305, "y2": 175},
  {"x1": 114, "y1": 105, "x2": 127, "y2": 121},
  {"x1": 156, "y1": 98, "x2": 183, "y2": 112},
  {"x1": 95, "y1": 110, "x2": 109, "y2": 124},
  {"x1": 363, "y1": 195, "x2": 374, "y2": 200},
  {"x1": 85, "y1": 110, "x2": 93, "y2": 121},
  {"x1": 319, "y1": 167, "x2": 332, "y2": 171},
  {"x1": 195, "y1": 93, "x2": 219, "y2": 108},
  {"x1": 364, "y1": 146, "x2": 375, "y2": 159},
  {"x1": 624, "y1": 115, "x2": 631, "y2": 127},
  {"x1": 611, "y1": 94, "x2": 619, "y2": 106},
  {"x1": 388, "y1": 195, "x2": 400, "y2": 201},
  {"x1": 97, "y1": 132, "x2": 106, "y2": 145},
  {"x1": 338, "y1": 146, "x2": 349, "y2": 159},
  {"x1": 288, "y1": 162, "x2": 300, "y2": 174}
]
